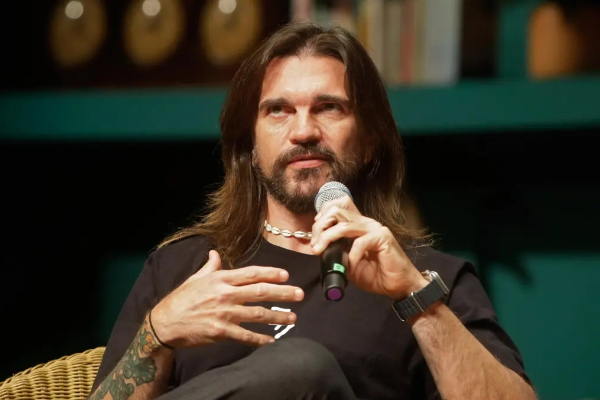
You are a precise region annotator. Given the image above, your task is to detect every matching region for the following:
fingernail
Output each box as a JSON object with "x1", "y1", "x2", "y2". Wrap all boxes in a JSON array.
[
  {"x1": 315, "y1": 212, "x2": 321, "y2": 220},
  {"x1": 288, "y1": 314, "x2": 296, "y2": 323},
  {"x1": 279, "y1": 270, "x2": 288, "y2": 280},
  {"x1": 295, "y1": 289, "x2": 304, "y2": 299},
  {"x1": 269, "y1": 338, "x2": 275, "y2": 343}
]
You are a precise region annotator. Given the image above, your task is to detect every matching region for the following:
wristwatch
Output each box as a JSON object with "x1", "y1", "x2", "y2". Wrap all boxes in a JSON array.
[{"x1": 392, "y1": 270, "x2": 449, "y2": 322}]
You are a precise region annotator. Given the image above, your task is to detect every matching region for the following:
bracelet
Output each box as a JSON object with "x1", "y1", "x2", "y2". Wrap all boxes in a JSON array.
[{"x1": 148, "y1": 308, "x2": 175, "y2": 350}]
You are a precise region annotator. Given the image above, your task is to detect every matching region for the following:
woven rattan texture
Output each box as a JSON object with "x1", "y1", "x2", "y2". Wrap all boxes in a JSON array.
[{"x1": 0, "y1": 347, "x2": 105, "y2": 399}]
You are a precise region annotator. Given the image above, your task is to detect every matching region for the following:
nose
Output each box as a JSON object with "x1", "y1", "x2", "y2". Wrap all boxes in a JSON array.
[{"x1": 289, "y1": 110, "x2": 321, "y2": 145}]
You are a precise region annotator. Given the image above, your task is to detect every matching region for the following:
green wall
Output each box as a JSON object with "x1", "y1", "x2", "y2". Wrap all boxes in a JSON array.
[{"x1": 416, "y1": 183, "x2": 600, "y2": 400}]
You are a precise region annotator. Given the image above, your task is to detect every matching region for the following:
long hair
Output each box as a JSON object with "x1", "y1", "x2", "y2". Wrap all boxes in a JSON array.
[{"x1": 159, "y1": 22, "x2": 430, "y2": 267}]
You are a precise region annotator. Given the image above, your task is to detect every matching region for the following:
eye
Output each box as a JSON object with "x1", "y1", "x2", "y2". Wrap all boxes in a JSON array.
[
  {"x1": 319, "y1": 103, "x2": 343, "y2": 113},
  {"x1": 268, "y1": 105, "x2": 282, "y2": 114},
  {"x1": 268, "y1": 105, "x2": 289, "y2": 116}
]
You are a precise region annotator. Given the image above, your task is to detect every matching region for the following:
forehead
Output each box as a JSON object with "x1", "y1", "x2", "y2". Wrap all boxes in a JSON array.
[{"x1": 260, "y1": 55, "x2": 348, "y2": 101}]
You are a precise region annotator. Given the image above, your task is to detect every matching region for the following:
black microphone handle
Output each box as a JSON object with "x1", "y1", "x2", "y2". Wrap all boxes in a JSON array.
[{"x1": 320, "y1": 238, "x2": 351, "y2": 301}]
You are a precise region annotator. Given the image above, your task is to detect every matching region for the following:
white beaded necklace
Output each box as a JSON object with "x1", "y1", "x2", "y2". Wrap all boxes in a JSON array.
[{"x1": 263, "y1": 220, "x2": 313, "y2": 239}]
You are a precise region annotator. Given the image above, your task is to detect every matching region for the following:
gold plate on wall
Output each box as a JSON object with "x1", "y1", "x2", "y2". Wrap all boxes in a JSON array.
[
  {"x1": 49, "y1": 0, "x2": 107, "y2": 68},
  {"x1": 123, "y1": 0, "x2": 186, "y2": 68},
  {"x1": 200, "y1": 0, "x2": 263, "y2": 66}
]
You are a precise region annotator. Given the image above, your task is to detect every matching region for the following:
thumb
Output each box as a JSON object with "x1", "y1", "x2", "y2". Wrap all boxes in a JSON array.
[{"x1": 195, "y1": 250, "x2": 221, "y2": 277}]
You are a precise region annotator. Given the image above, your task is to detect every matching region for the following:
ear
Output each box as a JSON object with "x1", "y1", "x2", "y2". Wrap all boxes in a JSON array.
[
  {"x1": 359, "y1": 128, "x2": 377, "y2": 164},
  {"x1": 363, "y1": 139, "x2": 376, "y2": 164},
  {"x1": 364, "y1": 147, "x2": 374, "y2": 164},
  {"x1": 251, "y1": 147, "x2": 258, "y2": 167}
]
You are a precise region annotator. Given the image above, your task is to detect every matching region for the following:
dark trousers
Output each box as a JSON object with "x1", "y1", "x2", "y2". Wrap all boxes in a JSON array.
[{"x1": 157, "y1": 338, "x2": 358, "y2": 400}]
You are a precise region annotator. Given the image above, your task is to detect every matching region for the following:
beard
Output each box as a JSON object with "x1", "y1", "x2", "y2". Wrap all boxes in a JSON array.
[{"x1": 254, "y1": 143, "x2": 364, "y2": 215}]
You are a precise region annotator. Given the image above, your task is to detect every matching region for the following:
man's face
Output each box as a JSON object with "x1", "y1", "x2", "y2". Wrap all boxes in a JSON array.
[{"x1": 253, "y1": 55, "x2": 365, "y2": 214}]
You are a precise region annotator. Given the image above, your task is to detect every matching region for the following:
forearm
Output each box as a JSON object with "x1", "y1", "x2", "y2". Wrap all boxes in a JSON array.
[
  {"x1": 90, "y1": 313, "x2": 174, "y2": 400},
  {"x1": 410, "y1": 302, "x2": 537, "y2": 400}
]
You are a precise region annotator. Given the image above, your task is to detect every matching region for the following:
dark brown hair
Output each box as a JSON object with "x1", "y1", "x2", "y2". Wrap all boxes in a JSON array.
[{"x1": 159, "y1": 22, "x2": 429, "y2": 266}]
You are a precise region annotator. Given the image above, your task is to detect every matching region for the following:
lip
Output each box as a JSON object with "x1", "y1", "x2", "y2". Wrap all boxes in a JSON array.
[{"x1": 288, "y1": 156, "x2": 327, "y2": 168}]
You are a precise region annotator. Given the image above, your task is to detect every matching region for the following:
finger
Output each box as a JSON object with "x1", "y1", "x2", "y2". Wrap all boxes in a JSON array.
[
  {"x1": 311, "y1": 206, "x2": 352, "y2": 246},
  {"x1": 230, "y1": 305, "x2": 297, "y2": 325},
  {"x1": 312, "y1": 220, "x2": 373, "y2": 255},
  {"x1": 316, "y1": 195, "x2": 359, "y2": 216},
  {"x1": 194, "y1": 250, "x2": 221, "y2": 278},
  {"x1": 219, "y1": 266, "x2": 289, "y2": 286},
  {"x1": 233, "y1": 283, "x2": 304, "y2": 303},
  {"x1": 348, "y1": 232, "x2": 382, "y2": 268},
  {"x1": 210, "y1": 322, "x2": 275, "y2": 347}
]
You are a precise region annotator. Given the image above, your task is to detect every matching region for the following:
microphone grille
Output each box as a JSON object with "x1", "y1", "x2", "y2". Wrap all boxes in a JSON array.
[{"x1": 314, "y1": 181, "x2": 352, "y2": 212}]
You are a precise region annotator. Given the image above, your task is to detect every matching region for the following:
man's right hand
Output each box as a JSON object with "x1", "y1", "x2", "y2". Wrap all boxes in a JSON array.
[{"x1": 151, "y1": 250, "x2": 303, "y2": 348}]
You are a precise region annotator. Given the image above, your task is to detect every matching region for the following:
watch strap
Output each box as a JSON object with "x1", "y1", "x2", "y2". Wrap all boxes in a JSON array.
[{"x1": 392, "y1": 270, "x2": 449, "y2": 322}]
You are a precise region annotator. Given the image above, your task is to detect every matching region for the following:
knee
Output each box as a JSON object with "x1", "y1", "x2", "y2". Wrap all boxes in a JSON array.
[
  {"x1": 238, "y1": 338, "x2": 353, "y2": 399},
  {"x1": 258, "y1": 338, "x2": 342, "y2": 380},
  {"x1": 268, "y1": 338, "x2": 334, "y2": 362}
]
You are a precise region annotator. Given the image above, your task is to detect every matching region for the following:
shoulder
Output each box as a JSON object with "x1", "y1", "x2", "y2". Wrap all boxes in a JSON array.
[
  {"x1": 406, "y1": 246, "x2": 477, "y2": 289},
  {"x1": 147, "y1": 235, "x2": 213, "y2": 297},
  {"x1": 152, "y1": 235, "x2": 212, "y2": 267}
]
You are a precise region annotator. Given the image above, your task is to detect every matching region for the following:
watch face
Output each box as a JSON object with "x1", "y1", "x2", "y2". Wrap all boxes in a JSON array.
[
  {"x1": 49, "y1": 0, "x2": 107, "y2": 69},
  {"x1": 200, "y1": 0, "x2": 263, "y2": 66},
  {"x1": 123, "y1": 0, "x2": 186, "y2": 68}
]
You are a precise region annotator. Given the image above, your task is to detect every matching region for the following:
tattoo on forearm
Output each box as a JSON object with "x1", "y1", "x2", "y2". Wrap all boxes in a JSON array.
[{"x1": 91, "y1": 317, "x2": 161, "y2": 400}]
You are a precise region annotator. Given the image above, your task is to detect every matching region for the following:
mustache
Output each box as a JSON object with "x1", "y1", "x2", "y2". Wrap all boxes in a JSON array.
[{"x1": 275, "y1": 144, "x2": 337, "y2": 168}]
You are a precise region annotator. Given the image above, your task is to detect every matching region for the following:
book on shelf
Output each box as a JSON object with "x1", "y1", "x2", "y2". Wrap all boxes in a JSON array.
[
  {"x1": 290, "y1": 0, "x2": 463, "y2": 86},
  {"x1": 421, "y1": 0, "x2": 462, "y2": 85}
]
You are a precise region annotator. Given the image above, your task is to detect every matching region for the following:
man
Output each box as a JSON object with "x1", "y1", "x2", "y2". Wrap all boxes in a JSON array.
[{"x1": 90, "y1": 22, "x2": 537, "y2": 400}]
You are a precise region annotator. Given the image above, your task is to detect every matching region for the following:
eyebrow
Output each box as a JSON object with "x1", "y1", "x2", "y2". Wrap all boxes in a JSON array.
[
  {"x1": 314, "y1": 94, "x2": 351, "y2": 107},
  {"x1": 258, "y1": 94, "x2": 351, "y2": 112},
  {"x1": 258, "y1": 98, "x2": 291, "y2": 113}
]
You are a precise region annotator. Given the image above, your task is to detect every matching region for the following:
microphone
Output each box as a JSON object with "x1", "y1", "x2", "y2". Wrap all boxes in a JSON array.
[{"x1": 314, "y1": 181, "x2": 353, "y2": 301}]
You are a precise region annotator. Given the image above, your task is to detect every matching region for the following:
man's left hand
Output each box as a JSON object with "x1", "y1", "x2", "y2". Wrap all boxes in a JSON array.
[{"x1": 311, "y1": 196, "x2": 429, "y2": 300}]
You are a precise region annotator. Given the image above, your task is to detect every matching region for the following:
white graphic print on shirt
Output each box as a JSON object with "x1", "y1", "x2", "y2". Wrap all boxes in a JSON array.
[{"x1": 269, "y1": 306, "x2": 295, "y2": 339}]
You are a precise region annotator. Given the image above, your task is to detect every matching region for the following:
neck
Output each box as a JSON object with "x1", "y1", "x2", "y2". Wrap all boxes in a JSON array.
[{"x1": 263, "y1": 195, "x2": 316, "y2": 255}]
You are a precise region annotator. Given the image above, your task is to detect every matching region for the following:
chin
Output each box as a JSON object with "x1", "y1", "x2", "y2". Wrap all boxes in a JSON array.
[{"x1": 291, "y1": 173, "x2": 329, "y2": 192}]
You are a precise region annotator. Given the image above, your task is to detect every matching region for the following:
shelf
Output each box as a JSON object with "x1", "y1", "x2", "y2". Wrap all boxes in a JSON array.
[{"x1": 1, "y1": 77, "x2": 599, "y2": 141}]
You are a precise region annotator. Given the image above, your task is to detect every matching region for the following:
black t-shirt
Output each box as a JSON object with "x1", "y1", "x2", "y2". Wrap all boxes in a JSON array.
[{"x1": 92, "y1": 235, "x2": 530, "y2": 399}]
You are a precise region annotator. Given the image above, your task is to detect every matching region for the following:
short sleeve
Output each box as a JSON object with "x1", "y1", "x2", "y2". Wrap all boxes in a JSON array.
[
  {"x1": 423, "y1": 262, "x2": 532, "y2": 399},
  {"x1": 91, "y1": 252, "x2": 160, "y2": 393}
]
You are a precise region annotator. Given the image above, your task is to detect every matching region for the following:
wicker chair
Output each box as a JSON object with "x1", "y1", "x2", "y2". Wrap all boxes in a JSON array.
[{"x1": 0, "y1": 347, "x2": 105, "y2": 399}]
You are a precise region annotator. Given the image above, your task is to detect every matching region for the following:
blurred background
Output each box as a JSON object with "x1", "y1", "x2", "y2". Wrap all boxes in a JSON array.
[{"x1": 1, "y1": 0, "x2": 599, "y2": 399}]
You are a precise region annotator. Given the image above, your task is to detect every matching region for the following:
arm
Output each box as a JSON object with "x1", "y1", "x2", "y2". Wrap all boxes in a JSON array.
[
  {"x1": 310, "y1": 196, "x2": 537, "y2": 400},
  {"x1": 409, "y1": 299, "x2": 537, "y2": 400},
  {"x1": 91, "y1": 249, "x2": 302, "y2": 399},
  {"x1": 90, "y1": 312, "x2": 174, "y2": 400}
]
